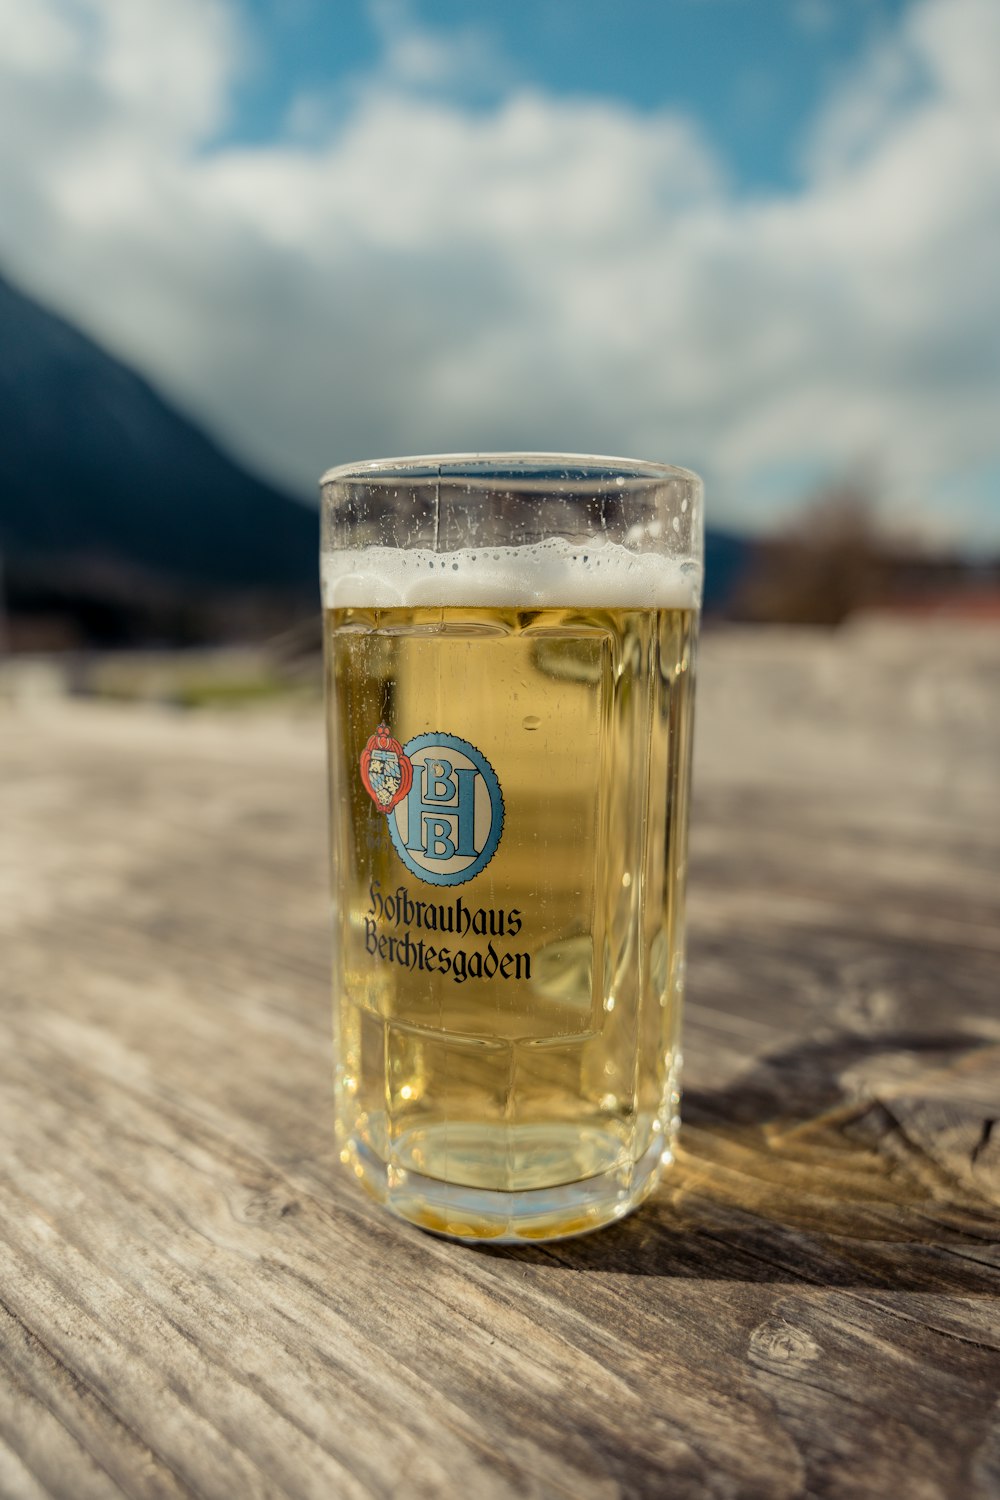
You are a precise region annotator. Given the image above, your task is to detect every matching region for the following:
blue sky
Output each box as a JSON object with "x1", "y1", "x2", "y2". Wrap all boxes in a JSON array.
[
  {"x1": 232, "y1": 0, "x2": 912, "y2": 190},
  {"x1": 0, "y1": 0, "x2": 997, "y2": 549}
]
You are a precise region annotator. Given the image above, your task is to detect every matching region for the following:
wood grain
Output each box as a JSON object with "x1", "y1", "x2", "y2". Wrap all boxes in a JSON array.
[{"x1": 1, "y1": 621, "x2": 998, "y2": 1499}]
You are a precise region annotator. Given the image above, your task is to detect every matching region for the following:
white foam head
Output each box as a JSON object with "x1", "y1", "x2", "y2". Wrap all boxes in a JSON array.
[{"x1": 321, "y1": 540, "x2": 701, "y2": 610}]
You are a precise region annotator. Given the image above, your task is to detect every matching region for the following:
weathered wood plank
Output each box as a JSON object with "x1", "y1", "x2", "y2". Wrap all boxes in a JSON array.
[{"x1": 1, "y1": 623, "x2": 998, "y2": 1499}]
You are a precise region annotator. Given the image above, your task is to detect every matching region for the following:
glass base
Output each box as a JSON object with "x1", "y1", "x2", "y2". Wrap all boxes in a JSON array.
[{"x1": 345, "y1": 1125, "x2": 674, "y2": 1243}]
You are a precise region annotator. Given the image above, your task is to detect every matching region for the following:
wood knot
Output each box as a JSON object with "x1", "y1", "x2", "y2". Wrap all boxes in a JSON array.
[
  {"x1": 748, "y1": 1317, "x2": 822, "y2": 1372},
  {"x1": 233, "y1": 1189, "x2": 301, "y2": 1224}
]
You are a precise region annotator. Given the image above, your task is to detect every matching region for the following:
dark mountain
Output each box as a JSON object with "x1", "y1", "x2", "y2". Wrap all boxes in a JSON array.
[
  {"x1": 0, "y1": 269, "x2": 751, "y2": 646},
  {"x1": 703, "y1": 526, "x2": 752, "y2": 615},
  {"x1": 0, "y1": 270, "x2": 316, "y2": 645}
]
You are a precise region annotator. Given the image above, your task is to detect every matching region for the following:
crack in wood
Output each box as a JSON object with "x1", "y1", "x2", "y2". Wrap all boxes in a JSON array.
[{"x1": 973, "y1": 1119, "x2": 997, "y2": 1167}]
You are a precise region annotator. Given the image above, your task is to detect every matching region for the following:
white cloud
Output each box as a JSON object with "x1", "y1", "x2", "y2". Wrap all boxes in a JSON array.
[{"x1": 0, "y1": 0, "x2": 998, "y2": 546}]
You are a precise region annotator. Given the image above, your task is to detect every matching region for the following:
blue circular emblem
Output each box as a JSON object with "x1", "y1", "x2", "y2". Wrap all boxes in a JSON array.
[{"x1": 387, "y1": 731, "x2": 504, "y2": 887}]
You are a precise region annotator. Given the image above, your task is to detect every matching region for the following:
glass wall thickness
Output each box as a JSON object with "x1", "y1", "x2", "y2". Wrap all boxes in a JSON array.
[{"x1": 321, "y1": 455, "x2": 702, "y2": 1242}]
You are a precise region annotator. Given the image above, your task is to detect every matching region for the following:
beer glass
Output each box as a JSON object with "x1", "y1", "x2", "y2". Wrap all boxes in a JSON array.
[{"x1": 321, "y1": 454, "x2": 702, "y2": 1241}]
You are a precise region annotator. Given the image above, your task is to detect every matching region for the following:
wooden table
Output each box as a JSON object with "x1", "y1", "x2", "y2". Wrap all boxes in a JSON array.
[{"x1": 2, "y1": 622, "x2": 999, "y2": 1499}]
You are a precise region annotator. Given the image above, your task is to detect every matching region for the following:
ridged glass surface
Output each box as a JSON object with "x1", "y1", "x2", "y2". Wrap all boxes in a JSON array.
[{"x1": 325, "y1": 604, "x2": 696, "y2": 1240}]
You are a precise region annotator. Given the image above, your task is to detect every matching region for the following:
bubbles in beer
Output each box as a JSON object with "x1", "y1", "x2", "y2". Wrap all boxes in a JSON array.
[{"x1": 321, "y1": 537, "x2": 701, "y2": 610}]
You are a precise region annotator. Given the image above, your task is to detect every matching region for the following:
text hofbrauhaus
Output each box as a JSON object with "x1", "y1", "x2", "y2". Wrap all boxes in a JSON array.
[{"x1": 365, "y1": 881, "x2": 531, "y2": 983}]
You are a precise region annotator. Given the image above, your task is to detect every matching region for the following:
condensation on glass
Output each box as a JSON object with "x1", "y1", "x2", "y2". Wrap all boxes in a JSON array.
[{"x1": 321, "y1": 454, "x2": 703, "y2": 1242}]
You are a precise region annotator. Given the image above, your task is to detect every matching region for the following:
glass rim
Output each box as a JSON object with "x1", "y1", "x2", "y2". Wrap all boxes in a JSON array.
[{"x1": 320, "y1": 451, "x2": 702, "y2": 489}]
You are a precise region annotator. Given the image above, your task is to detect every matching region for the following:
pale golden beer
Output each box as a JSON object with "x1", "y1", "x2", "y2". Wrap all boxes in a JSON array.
[{"x1": 322, "y1": 458, "x2": 702, "y2": 1241}]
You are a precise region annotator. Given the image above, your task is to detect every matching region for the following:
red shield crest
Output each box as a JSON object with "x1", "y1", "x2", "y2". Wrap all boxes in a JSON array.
[{"x1": 360, "y1": 724, "x2": 413, "y2": 813}]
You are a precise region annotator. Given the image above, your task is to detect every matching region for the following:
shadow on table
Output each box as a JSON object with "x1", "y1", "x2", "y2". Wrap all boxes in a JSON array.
[{"x1": 486, "y1": 1029, "x2": 1000, "y2": 1293}]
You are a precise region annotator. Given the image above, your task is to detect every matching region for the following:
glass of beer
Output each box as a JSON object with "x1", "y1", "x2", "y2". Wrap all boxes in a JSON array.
[{"x1": 321, "y1": 454, "x2": 702, "y2": 1241}]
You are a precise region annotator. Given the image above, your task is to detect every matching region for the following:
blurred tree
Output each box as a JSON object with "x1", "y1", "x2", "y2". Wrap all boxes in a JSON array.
[{"x1": 731, "y1": 483, "x2": 892, "y2": 626}]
